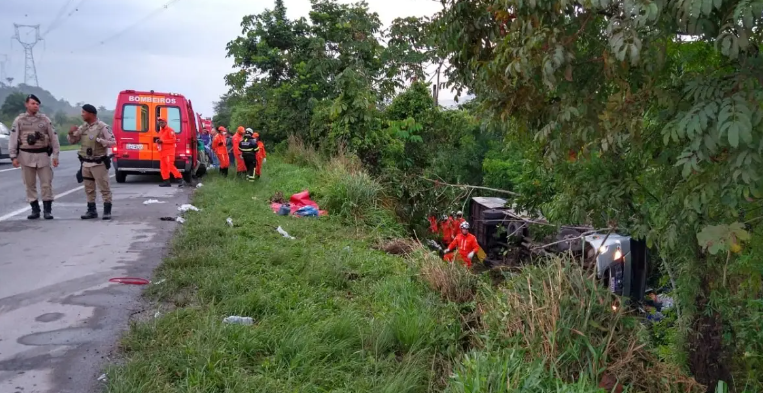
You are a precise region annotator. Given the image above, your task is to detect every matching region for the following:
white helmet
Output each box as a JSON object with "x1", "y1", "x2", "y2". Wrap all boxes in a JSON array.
[
  {"x1": 456, "y1": 210, "x2": 463, "y2": 216},
  {"x1": 460, "y1": 221, "x2": 470, "y2": 230},
  {"x1": 245, "y1": 127, "x2": 253, "y2": 133}
]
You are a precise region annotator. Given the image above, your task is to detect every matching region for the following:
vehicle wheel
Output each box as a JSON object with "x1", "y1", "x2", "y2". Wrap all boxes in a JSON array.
[
  {"x1": 506, "y1": 221, "x2": 523, "y2": 245},
  {"x1": 115, "y1": 171, "x2": 127, "y2": 183},
  {"x1": 182, "y1": 171, "x2": 193, "y2": 183},
  {"x1": 196, "y1": 164, "x2": 207, "y2": 178}
]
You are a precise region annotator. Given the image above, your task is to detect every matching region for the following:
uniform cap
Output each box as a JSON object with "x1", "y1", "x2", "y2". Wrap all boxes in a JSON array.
[
  {"x1": 253, "y1": 132, "x2": 260, "y2": 138},
  {"x1": 237, "y1": 126, "x2": 245, "y2": 133},
  {"x1": 157, "y1": 117, "x2": 166, "y2": 122},
  {"x1": 82, "y1": 104, "x2": 97, "y2": 115},
  {"x1": 217, "y1": 126, "x2": 226, "y2": 131},
  {"x1": 26, "y1": 94, "x2": 41, "y2": 104}
]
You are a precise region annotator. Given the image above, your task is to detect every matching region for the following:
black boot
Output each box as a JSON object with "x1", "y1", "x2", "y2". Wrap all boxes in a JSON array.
[
  {"x1": 43, "y1": 201, "x2": 54, "y2": 220},
  {"x1": 159, "y1": 180, "x2": 171, "y2": 187},
  {"x1": 221, "y1": 167, "x2": 228, "y2": 177},
  {"x1": 102, "y1": 202, "x2": 112, "y2": 220},
  {"x1": 81, "y1": 202, "x2": 98, "y2": 220},
  {"x1": 28, "y1": 201, "x2": 40, "y2": 220}
]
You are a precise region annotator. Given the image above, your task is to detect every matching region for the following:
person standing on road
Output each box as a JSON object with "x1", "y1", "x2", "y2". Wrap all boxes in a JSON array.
[
  {"x1": 68, "y1": 104, "x2": 116, "y2": 220},
  {"x1": 156, "y1": 117, "x2": 185, "y2": 188},
  {"x1": 232, "y1": 126, "x2": 246, "y2": 177},
  {"x1": 252, "y1": 131, "x2": 267, "y2": 179},
  {"x1": 8, "y1": 94, "x2": 60, "y2": 220},
  {"x1": 238, "y1": 129, "x2": 260, "y2": 182},
  {"x1": 212, "y1": 127, "x2": 230, "y2": 176}
]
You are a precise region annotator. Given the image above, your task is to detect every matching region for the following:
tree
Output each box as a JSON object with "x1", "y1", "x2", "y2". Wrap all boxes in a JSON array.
[
  {"x1": 434, "y1": 0, "x2": 763, "y2": 389},
  {"x1": 1, "y1": 92, "x2": 27, "y2": 119}
]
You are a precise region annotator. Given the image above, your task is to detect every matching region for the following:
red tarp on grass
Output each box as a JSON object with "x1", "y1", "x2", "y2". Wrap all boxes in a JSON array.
[{"x1": 270, "y1": 190, "x2": 328, "y2": 216}]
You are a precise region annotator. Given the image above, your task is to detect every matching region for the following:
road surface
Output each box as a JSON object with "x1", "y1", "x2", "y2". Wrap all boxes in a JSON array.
[{"x1": 0, "y1": 153, "x2": 191, "y2": 393}]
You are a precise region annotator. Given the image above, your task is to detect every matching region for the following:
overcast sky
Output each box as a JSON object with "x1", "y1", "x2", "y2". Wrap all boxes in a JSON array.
[{"x1": 0, "y1": 0, "x2": 452, "y2": 115}]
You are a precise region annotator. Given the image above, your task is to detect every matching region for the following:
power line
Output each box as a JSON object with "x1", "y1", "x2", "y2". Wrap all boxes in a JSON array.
[
  {"x1": 42, "y1": 0, "x2": 77, "y2": 37},
  {"x1": 44, "y1": 0, "x2": 89, "y2": 37},
  {"x1": 72, "y1": 0, "x2": 184, "y2": 53}
]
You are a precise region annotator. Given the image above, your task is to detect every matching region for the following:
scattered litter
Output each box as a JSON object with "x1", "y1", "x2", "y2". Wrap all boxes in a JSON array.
[
  {"x1": 143, "y1": 199, "x2": 164, "y2": 205},
  {"x1": 276, "y1": 226, "x2": 296, "y2": 240},
  {"x1": 270, "y1": 190, "x2": 328, "y2": 217},
  {"x1": 152, "y1": 279, "x2": 166, "y2": 285},
  {"x1": 154, "y1": 311, "x2": 161, "y2": 319},
  {"x1": 295, "y1": 205, "x2": 319, "y2": 217},
  {"x1": 178, "y1": 204, "x2": 200, "y2": 212},
  {"x1": 226, "y1": 217, "x2": 234, "y2": 227},
  {"x1": 343, "y1": 246, "x2": 351, "y2": 252},
  {"x1": 223, "y1": 316, "x2": 254, "y2": 325},
  {"x1": 159, "y1": 217, "x2": 174, "y2": 221},
  {"x1": 109, "y1": 277, "x2": 150, "y2": 285},
  {"x1": 196, "y1": 183, "x2": 203, "y2": 188},
  {"x1": 278, "y1": 203, "x2": 291, "y2": 216},
  {"x1": 97, "y1": 374, "x2": 107, "y2": 382},
  {"x1": 176, "y1": 217, "x2": 185, "y2": 224}
]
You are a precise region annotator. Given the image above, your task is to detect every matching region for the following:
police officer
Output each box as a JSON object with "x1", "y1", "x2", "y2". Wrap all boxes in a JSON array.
[
  {"x1": 68, "y1": 104, "x2": 116, "y2": 220},
  {"x1": 238, "y1": 129, "x2": 260, "y2": 182},
  {"x1": 8, "y1": 94, "x2": 60, "y2": 220}
]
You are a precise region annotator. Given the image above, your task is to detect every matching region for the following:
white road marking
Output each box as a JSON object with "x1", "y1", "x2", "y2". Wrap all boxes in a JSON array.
[
  {"x1": 0, "y1": 174, "x2": 115, "y2": 222},
  {"x1": 0, "y1": 167, "x2": 20, "y2": 173}
]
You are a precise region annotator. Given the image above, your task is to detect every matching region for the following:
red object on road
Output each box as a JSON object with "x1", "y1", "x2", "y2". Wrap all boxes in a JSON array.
[{"x1": 109, "y1": 277, "x2": 150, "y2": 285}]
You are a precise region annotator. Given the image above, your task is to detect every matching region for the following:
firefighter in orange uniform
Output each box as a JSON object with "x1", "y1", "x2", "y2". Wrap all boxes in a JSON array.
[
  {"x1": 232, "y1": 126, "x2": 246, "y2": 176},
  {"x1": 253, "y1": 131, "x2": 266, "y2": 179},
  {"x1": 156, "y1": 117, "x2": 185, "y2": 187},
  {"x1": 212, "y1": 126, "x2": 230, "y2": 176},
  {"x1": 441, "y1": 214, "x2": 454, "y2": 245},
  {"x1": 443, "y1": 221, "x2": 480, "y2": 268},
  {"x1": 452, "y1": 211, "x2": 466, "y2": 234}
]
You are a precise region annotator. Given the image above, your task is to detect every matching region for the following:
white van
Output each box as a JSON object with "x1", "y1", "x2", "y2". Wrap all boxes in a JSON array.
[{"x1": 0, "y1": 122, "x2": 10, "y2": 159}]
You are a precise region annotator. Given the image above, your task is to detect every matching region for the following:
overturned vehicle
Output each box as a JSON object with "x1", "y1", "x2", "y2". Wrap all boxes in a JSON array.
[{"x1": 469, "y1": 197, "x2": 650, "y2": 301}]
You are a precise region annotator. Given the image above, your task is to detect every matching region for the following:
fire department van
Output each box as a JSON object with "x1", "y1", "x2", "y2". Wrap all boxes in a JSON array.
[{"x1": 111, "y1": 90, "x2": 200, "y2": 183}]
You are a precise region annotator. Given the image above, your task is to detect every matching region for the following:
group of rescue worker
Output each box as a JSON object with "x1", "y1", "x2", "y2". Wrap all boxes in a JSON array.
[
  {"x1": 204, "y1": 126, "x2": 267, "y2": 182},
  {"x1": 428, "y1": 211, "x2": 481, "y2": 268}
]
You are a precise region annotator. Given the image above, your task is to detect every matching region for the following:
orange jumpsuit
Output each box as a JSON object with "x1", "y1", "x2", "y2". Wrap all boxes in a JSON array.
[
  {"x1": 255, "y1": 140, "x2": 266, "y2": 176},
  {"x1": 158, "y1": 126, "x2": 182, "y2": 181},
  {"x1": 428, "y1": 216, "x2": 439, "y2": 234},
  {"x1": 212, "y1": 133, "x2": 230, "y2": 168},
  {"x1": 442, "y1": 217, "x2": 455, "y2": 244},
  {"x1": 232, "y1": 132, "x2": 246, "y2": 173},
  {"x1": 444, "y1": 232, "x2": 480, "y2": 267},
  {"x1": 453, "y1": 217, "x2": 466, "y2": 234}
]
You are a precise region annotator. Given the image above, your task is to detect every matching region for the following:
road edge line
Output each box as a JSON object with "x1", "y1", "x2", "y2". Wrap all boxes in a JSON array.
[{"x1": 0, "y1": 174, "x2": 115, "y2": 222}]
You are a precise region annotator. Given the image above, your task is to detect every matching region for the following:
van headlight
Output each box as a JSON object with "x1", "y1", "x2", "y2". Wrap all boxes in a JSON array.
[
  {"x1": 599, "y1": 245, "x2": 608, "y2": 254},
  {"x1": 614, "y1": 248, "x2": 622, "y2": 260}
]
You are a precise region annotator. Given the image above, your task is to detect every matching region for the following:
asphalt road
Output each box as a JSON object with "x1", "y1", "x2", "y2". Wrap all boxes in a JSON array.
[{"x1": 0, "y1": 152, "x2": 192, "y2": 393}]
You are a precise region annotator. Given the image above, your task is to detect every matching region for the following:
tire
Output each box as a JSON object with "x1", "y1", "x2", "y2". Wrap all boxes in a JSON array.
[
  {"x1": 115, "y1": 170, "x2": 127, "y2": 183},
  {"x1": 182, "y1": 171, "x2": 193, "y2": 183}
]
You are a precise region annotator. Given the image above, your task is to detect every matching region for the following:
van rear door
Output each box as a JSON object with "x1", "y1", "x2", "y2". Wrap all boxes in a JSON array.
[
  {"x1": 155, "y1": 104, "x2": 182, "y2": 160},
  {"x1": 118, "y1": 102, "x2": 154, "y2": 164}
]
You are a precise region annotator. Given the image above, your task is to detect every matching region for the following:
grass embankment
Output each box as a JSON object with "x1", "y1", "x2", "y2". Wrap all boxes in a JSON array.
[
  {"x1": 105, "y1": 157, "x2": 462, "y2": 392},
  {"x1": 106, "y1": 153, "x2": 702, "y2": 393}
]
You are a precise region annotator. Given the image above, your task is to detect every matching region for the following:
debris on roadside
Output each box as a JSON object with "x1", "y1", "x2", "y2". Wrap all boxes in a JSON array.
[
  {"x1": 223, "y1": 316, "x2": 254, "y2": 325},
  {"x1": 154, "y1": 311, "x2": 161, "y2": 319},
  {"x1": 196, "y1": 183, "x2": 203, "y2": 188},
  {"x1": 178, "y1": 204, "x2": 200, "y2": 212},
  {"x1": 270, "y1": 190, "x2": 328, "y2": 217},
  {"x1": 159, "y1": 216, "x2": 175, "y2": 221},
  {"x1": 143, "y1": 199, "x2": 165, "y2": 205},
  {"x1": 276, "y1": 226, "x2": 296, "y2": 240},
  {"x1": 226, "y1": 217, "x2": 234, "y2": 227},
  {"x1": 176, "y1": 217, "x2": 185, "y2": 224},
  {"x1": 152, "y1": 279, "x2": 166, "y2": 285},
  {"x1": 97, "y1": 374, "x2": 107, "y2": 382},
  {"x1": 109, "y1": 277, "x2": 150, "y2": 285}
]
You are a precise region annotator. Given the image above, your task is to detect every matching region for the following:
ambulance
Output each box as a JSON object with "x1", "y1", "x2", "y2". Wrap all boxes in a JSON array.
[{"x1": 111, "y1": 90, "x2": 200, "y2": 183}]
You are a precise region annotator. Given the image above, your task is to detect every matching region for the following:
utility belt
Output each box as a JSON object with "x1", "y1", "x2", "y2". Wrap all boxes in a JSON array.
[
  {"x1": 76, "y1": 154, "x2": 112, "y2": 183},
  {"x1": 20, "y1": 146, "x2": 52, "y2": 156}
]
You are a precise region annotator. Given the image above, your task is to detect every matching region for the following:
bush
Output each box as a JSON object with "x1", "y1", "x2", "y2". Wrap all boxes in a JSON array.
[{"x1": 282, "y1": 134, "x2": 321, "y2": 168}]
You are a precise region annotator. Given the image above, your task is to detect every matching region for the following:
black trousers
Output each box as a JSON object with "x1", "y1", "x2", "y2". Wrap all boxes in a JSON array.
[{"x1": 242, "y1": 153, "x2": 257, "y2": 181}]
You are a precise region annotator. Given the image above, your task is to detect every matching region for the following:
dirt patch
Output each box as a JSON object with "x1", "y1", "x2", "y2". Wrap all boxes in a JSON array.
[{"x1": 374, "y1": 238, "x2": 417, "y2": 255}]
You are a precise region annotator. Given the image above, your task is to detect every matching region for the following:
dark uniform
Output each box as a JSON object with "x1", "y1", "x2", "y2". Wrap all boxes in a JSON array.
[
  {"x1": 68, "y1": 105, "x2": 116, "y2": 220},
  {"x1": 238, "y1": 130, "x2": 260, "y2": 182},
  {"x1": 8, "y1": 95, "x2": 60, "y2": 219}
]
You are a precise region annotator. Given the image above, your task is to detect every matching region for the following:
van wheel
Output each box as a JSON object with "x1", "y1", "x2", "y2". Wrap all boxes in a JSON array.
[
  {"x1": 182, "y1": 171, "x2": 192, "y2": 183},
  {"x1": 116, "y1": 171, "x2": 127, "y2": 183}
]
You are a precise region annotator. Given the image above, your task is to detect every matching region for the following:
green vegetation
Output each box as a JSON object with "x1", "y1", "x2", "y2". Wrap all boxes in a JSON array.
[
  {"x1": 0, "y1": 85, "x2": 114, "y2": 147},
  {"x1": 208, "y1": 0, "x2": 763, "y2": 390},
  {"x1": 107, "y1": 157, "x2": 700, "y2": 392}
]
